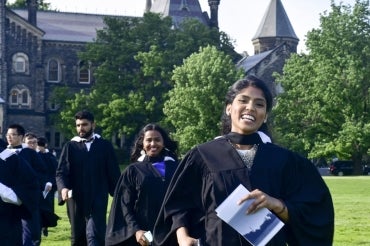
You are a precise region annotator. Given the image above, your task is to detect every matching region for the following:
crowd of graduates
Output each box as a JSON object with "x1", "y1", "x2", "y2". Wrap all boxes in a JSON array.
[
  {"x1": 0, "y1": 124, "x2": 58, "y2": 245},
  {"x1": 0, "y1": 76, "x2": 335, "y2": 246}
]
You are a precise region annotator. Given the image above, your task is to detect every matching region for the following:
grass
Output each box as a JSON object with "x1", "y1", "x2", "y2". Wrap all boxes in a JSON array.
[
  {"x1": 41, "y1": 176, "x2": 370, "y2": 245},
  {"x1": 324, "y1": 176, "x2": 370, "y2": 245}
]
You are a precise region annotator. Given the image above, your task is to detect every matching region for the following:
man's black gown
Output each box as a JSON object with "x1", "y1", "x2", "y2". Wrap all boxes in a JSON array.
[
  {"x1": 0, "y1": 149, "x2": 39, "y2": 245},
  {"x1": 106, "y1": 155, "x2": 178, "y2": 246},
  {"x1": 56, "y1": 136, "x2": 121, "y2": 245},
  {"x1": 153, "y1": 137, "x2": 334, "y2": 246}
]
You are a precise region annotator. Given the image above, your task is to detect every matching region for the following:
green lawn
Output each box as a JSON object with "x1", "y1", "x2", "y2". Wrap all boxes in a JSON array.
[
  {"x1": 324, "y1": 176, "x2": 370, "y2": 245},
  {"x1": 41, "y1": 176, "x2": 370, "y2": 245}
]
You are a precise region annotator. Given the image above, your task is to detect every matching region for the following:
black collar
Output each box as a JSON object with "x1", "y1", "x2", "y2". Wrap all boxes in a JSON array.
[{"x1": 225, "y1": 132, "x2": 262, "y2": 145}]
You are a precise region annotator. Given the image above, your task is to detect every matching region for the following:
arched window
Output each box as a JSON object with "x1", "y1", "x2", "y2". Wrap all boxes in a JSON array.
[
  {"x1": 12, "y1": 53, "x2": 29, "y2": 74},
  {"x1": 48, "y1": 59, "x2": 61, "y2": 82},
  {"x1": 9, "y1": 85, "x2": 31, "y2": 107},
  {"x1": 21, "y1": 91, "x2": 28, "y2": 104},
  {"x1": 79, "y1": 61, "x2": 90, "y2": 83},
  {"x1": 11, "y1": 90, "x2": 18, "y2": 104}
]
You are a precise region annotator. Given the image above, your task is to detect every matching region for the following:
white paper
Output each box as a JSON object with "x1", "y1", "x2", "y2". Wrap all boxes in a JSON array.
[
  {"x1": 144, "y1": 231, "x2": 153, "y2": 243},
  {"x1": 215, "y1": 184, "x2": 284, "y2": 246},
  {"x1": 67, "y1": 190, "x2": 73, "y2": 199},
  {"x1": 42, "y1": 182, "x2": 52, "y2": 199}
]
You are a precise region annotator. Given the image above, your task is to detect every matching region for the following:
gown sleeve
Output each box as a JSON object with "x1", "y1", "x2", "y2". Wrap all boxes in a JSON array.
[
  {"x1": 276, "y1": 151, "x2": 334, "y2": 245},
  {"x1": 8, "y1": 154, "x2": 40, "y2": 219},
  {"x1": 154, "y1": 148, "x2": 205, "y2": 245},
  {"x1": 105, "y1": 166, "x2": 141, "y2": 245}
]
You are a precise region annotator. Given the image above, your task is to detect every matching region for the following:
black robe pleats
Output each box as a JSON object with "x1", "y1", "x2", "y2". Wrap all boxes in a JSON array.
[{"x1": 153, "y1": 137, "x2": 334, "y2": 246}]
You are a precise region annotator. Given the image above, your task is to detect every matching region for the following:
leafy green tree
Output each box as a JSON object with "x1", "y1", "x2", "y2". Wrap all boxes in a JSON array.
[
  {"x1": 58, "y1": 12, "x2": 237, "y2": 142},
  {"x1": 273, "y1": 0, "x2": 370, "y2": 173},
  {"x1": 7, "y1": 0, "x2": 52, "y2": 10},
  {"x1": 164, "y1": 45, "x2": 243, "y2": 154}
]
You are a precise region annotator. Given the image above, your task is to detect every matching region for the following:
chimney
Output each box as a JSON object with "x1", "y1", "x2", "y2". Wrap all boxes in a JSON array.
[
  {"x1": 145, "y1": 0, "x2": 152, "y2": 13},
  {"x1": 27, "y1": 0, "x2": 37, "y2": 26},
  {"x1": 208, "y1": 0, "x2": 220, "y2": 28}
]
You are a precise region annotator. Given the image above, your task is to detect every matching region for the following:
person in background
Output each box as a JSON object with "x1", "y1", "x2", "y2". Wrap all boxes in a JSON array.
[
  {"x1": 153, "y1": 75, "x2": 334, "y2": 245},
  {"x1": 0, "y1": 138, "x2": 40, "y2": 245},
  {"x1": 56, "y1": 110, "x2": 121, "y2": 246},
  {"x1": 7, "y1": 126, "x2": 48, "y2": 246},
  {"x1": 106, "y1": 123, "x2": 179, "y2": 246},
  {"x1": 36, "y1": 137, "x2": 59, "y2": 237}
]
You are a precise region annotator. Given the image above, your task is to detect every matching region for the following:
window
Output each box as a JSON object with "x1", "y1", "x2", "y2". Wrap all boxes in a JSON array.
[
  {"x1": 12, "y1": 53, "x2": 29, "y2": 74},
  {"x1": 48, "y1": 59, "x2": 60, "y2": 82},
  {"x1": 11, "y1": 90, "x2": 18, "y2": 104},
  {"x1": 79, "y1": 61, "x2": 90, "y2": 83},
  {"x1": 9, "y1": 86, "x2": 30, "y2": 106},
  {"x1": 47, "y1": 99, "x2": 60, "y2": 111},
  {"x1": 21, "y1": 91, "x2": 28, "y2": 104}
]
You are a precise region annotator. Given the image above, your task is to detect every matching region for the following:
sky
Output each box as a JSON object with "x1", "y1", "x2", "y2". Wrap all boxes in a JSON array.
[{"x1": 8, "y1": 0, "x2": 359, "y2": 54}]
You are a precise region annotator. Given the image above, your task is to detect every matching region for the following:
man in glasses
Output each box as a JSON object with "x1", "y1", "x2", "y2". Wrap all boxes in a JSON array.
[{"x1": 6, "y1": 124, "x2": 47, "y2": 246}]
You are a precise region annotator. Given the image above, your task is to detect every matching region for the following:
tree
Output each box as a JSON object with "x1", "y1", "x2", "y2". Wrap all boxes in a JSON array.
[
  {"x1": 273, "y1": 0, "x2": 370, "y2": 173},
  {"x1": 7, "y1": 0, "x2": 52, "y2": 10},
  {"x1": 57, "y1": 12, "x2": 237, "y2": 144},
  {"x1": 164, "y1": 45, "x2": 243, "y2": 154}
]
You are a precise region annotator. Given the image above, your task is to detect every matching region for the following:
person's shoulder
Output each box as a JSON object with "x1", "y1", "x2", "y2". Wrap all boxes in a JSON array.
[
  {"x1": 121, "y1": 161, "x2": 145, "y2": 174},
  {"x1": 94, "y1": 137, "x2": 113, "y2": 146},
  {"x1": 199, "y1": 136, "x2": 227, "y2": 148},
  {"x1": 261, "y1": 143, "x2": 309, "y2": 162},
  {"x1": 260, "y1": 142, "x2": 292, "y2": 155},
  {"x1": 0, "y1": 148, "x2": 18, "y2": 162},
  {"x1": 20, "y1": 147, "x2": 37, "y2": 155}
]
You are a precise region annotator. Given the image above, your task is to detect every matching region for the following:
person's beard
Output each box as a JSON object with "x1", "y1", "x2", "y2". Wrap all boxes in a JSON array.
[{"x1": 79, "y1": 128, "x2": 93, "y2": 139}]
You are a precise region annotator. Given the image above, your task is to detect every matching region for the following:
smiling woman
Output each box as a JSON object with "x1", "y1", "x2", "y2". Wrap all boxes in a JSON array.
[
  {"x1": 105, "y1": 123, "x2": 179, "y2": 246},
  {"x1": 153, "y1": 75, "x2": 335, "y2": 246}
]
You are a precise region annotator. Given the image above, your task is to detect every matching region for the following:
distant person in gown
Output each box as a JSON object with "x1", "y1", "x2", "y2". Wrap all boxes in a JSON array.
[
  {"x1": 106, "y1": 123, "x2": 178, "y2": 246},
  {"x1": 153, "y1": 75, "x2": 334, "y2": 245},
  {"x1": 56, "y1": 110, "x2": 121, "y2": 245},
  {"x1": 0, "y1": 138, "x2": 39, "y2": 245}
]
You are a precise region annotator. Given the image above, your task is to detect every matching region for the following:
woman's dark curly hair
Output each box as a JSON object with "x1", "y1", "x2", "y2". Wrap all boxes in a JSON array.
[
  {"x1": 220, "y1": 75, "x2": 273, "y2": 135},
  {"x1": 130, "y1": 123, "x2": 178, "y2": 162}
]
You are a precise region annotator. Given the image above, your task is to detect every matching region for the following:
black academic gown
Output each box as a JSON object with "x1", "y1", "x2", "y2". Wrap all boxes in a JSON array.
[
  {"x1": 56, "y1": 137, "x2": 121, "y2": 244},
  {"x1": 105, "y1": 154, "x2": 178, "y2": 246},
  {"x1": 153, "y1": 137, "x2": 334, "y2": 246},
  {"x1": 38, "y1": 151, "x2": 58, "y2": 227},
  {"x1": 17, "y1": 147, "x2": 48, "y2": 191},
  {"x1": 0, "y1": 149, "x2": 39, "y2": 246}
]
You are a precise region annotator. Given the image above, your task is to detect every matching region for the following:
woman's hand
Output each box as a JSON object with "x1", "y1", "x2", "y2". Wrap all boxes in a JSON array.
[
  {"x1": 237, "y1": 189, "x2": 288, "y2": 221},
  {"x1": 176, "y1": 227, "x2": 199, "y2": 246},
  {"x1": 135, "y1": 230, "x2": 150, "y2": 246}
]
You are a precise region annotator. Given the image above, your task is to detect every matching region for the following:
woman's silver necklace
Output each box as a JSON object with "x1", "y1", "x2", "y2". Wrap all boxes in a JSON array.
[{"x1": 235, "y1": 144, "x2": 258, "y2": 169}]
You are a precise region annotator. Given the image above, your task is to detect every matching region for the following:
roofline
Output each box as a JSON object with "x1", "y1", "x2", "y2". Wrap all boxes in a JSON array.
[{"x1": 6, "y1": 8, "x2": 45, "y2": 36}]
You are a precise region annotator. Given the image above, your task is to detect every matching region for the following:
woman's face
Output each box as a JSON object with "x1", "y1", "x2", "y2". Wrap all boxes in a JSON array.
[
  {"x1": 226, "y1": 86, "x2": 267, "y2": 135},
  {"x1": 143, "y1": 130, "x2": 164, "y2": 157}
]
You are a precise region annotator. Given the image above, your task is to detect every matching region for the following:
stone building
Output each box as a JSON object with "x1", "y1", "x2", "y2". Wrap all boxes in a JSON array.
[
  {"x1": 237, "y1": 0, "x2": 298, "y2": 96},
  {"x1": 0, "y1": 0, "x2": 297, "y2": 150}
]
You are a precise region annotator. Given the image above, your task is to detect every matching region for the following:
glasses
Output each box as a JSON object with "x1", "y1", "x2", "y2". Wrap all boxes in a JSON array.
[{"x1": 6, "y1": 133, "x2": 19, "y2": 137}]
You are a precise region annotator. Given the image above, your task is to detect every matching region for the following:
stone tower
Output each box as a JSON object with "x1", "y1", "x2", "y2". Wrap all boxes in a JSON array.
[
  {"x1": 150, "y1": 0, "x2": 209, "y2": 28},
  {"x1": 208, "y1": 0, "x2": 220, "y2": 28},
  {"x1": 252, "y1": 0, "x2": 298, "y2": 54}
]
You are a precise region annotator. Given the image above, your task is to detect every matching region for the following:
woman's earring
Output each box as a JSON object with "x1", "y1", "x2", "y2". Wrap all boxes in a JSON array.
[{"x1": 264, "y1": 118, "x2": 267, "y2": 123}]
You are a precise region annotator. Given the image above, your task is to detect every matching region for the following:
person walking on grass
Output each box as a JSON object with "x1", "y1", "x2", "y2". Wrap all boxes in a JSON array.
[{"x1": 56, "y1": 110, "x2": 121, "y2": 246}]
